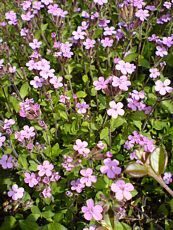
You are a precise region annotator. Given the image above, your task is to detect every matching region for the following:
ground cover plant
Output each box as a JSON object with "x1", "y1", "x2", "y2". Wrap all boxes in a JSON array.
[{"x1": 0, "y1": 0, "x2": 173, "y2": 229}]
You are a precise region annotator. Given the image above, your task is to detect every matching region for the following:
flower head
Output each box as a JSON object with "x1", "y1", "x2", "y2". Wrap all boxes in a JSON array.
[
  {"x1": 107, "y1": 101, "x2": 124, "y2": 119},
  {"x1": 111, "y1": 180, "x2": 134, "y2": 201},
  {"x1": 155, "y1": 79, "x2": 172, "y2": 95},
  {"x1": 81, "y1": 199, "x2": 103, "y2": 221},
  {"x1": 100, "y1": 158, "x2": 121, "y2": 178},
  {"x1": 8, "y1": 184, "x2": 24, "y2": 200}
]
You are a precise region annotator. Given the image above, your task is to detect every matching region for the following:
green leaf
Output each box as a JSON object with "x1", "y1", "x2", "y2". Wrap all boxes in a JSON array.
[
  {"x1": 76, "y1": 91, "x2": 87, "y2": 98},
  {"x1": 9, "y1": 96, "x2": 19, "y2": 112},
  {"x1": 20, "y1": 82, "x2": 30, "y2": 99},
  {"x1": 0, "y1": 216, "x2": 16, "y2": 230},
  {"x1": 100, "y1": 127, "x2": 109, "y2": 144},
  {"x1": 124, "y1": 53, "x2": 138, "y2": 62},
  {"x1": 125, "y1": 163, "x2": 148, "y2": 177},
  {"x1": 19, "y1": 220, "x2": 38, "y2": 230},
  {"x1": 18, "y1": 154, "x2": 28, "y2": 169},
  {"x1": 138, "y1": 55, "x2": 150, "y2": 68},
  {"x1": 41, "y1": 23, "x2": 48, "y2": 32},
  {"x1": 110, "y1": 117, "x2": 126, "y2": 132},
  {"x1": 150, "y1": 146, "x2": 168, "y2": 175},
  {"x1": 114, "y1": 221, "x2": 132, "y2": 230},
  {"x1": 46, "y1": 223, "x2": 67, "y2": 230}
]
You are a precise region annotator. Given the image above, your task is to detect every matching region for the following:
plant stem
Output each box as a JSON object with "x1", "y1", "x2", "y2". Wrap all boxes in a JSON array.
[{"x1": 148, "y1": 168, "x2": 173, "y2": 197}]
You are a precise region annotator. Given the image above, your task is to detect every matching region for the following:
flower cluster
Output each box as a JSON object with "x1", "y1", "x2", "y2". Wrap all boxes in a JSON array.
[{"x1": 24, "y1": 160, "x2": 61, "y2": 198}]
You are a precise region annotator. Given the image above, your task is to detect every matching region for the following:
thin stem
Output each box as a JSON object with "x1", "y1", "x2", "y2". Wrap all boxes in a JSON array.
[{"x1": 148, "y1": 168, "x2": 173, "y2": 197}]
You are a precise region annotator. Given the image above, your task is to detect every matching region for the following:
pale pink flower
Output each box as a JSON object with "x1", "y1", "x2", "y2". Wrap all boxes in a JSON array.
[
  {"x1": 107, "y1": 101, "x2": 125, "y2": 119},
  {"x1": 0, "y1": 133, "x2": 6, "y2": 147},
  {"x1": 20, "y1": 126, "x2": 35, "y2": 139},
  {"x1": 163, "y1": 172, "x2": 173, "y2": 184},
  {"x1": 40, "y1": 68, "x2": 55, "y2": 79},
  {"x1": 42, "y1": 186, "x2": 52, "y2": 198},
  {"x1": 103, "y1": 26, "x2": 116, "y2": 36},
  {"x1": 83, "y1": 39, "x2": 96, "y2": 49},
  {"x1": 73, "y1": 139, "x2": 90, "y2": 157},
  {"x1": 24, "y1": 172, "x2": 38, "y2": 187},
  {"x1": 97, "y1": 141, "x2": 105, "y2": 150},
  {"x1": 49, "y1": 76, "x2": 63, "y2": 89},
  {"x1": 115, "y1": 60, "x2": 136, "y2": 75},
  {"x1": 111, "y1": 180, "x2": 134, "y2": 201},
  {"x1": 101, "y1": 37, "x2": 113, "y2": 47},
  {"x1": 0, "y1": 155, "x2": 14, "y2": 169},
  {"x1": 149, "y1": 68, "x2": 160, "y2": 79},
  {"x1": 37, "y1": 160, "x2": 54, "y2": 177},
  {"x1": 93, "y1": 77, "x2": 108, "y2": 90},
  {"x1": 30, "y1": 76, "x2": 44, "y2": 88},
  {"x1": 72, "y1": 28, "x2": 86, "y2": 40},
  {"x1": 8, "y1": 184, "x2": 24, "y2": 200},
  {"x1": 93, "y1": 0, "x2": 108, "y2": 5},
  {"x1": 29, "y1": 39, "x2": 42, "y2": 50},
  {"x1": 71, "y1": 179, "x2": 85, "y2": 193},
  {"x1": 80, "y1": 168, "x2": 97, "y2": 187},
  {"x1": 156, "y1": 46, "x2": 168, "y2": 57},
  {"x1": 41, "y1": 0, "x2": 53, "y2": 5},
  {"x1": 155, "y1": 79, "x2": 172, "y2": 95},
  {"x1": 100, "y1": 158, "x2": 121, "y2": 178},
  {"x1": 135, "y1": 9, "x2": 149, "y2": 21},
  {"x1": 81, "y1": 199, "x2": 103, "y2": 221},
  {"x1": 112, "y1": 75, "x2": 131, "y2": 91},
  {"x1": 76, "y1": 102, "x2": 89, "y2": 114}
]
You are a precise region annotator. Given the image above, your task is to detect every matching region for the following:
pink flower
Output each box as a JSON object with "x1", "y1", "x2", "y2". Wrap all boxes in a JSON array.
[
  {"x1": 149, "y1": 68, "x2": 160, "y2": 79},
  {"x1": 93, "y1": 0, "x2": 108, "y2": 5},
  {"x1": 111, "y1": 180, "x2": 134, "y2": 201},
  {"x1": 0, "y1": 59, "x2": 4, "y2": 69},
  {"x1": 72, "y1": 28, "x2": 86, "y2": 40},
  {"x1": 93, "y1": 77, "x2": 108, "y2": 90},
  {"x1": 163, "y1": 172, "x2": 173, "y2": 184},
  {"x1": 80, "y1": 168, "x2": 97, "y2": 187},
  {"x1": 0, "y1": 155, "x2": 14, "y2": 169},
  {"x1": 104, "y1": 26, "x2": 116, "y2": 36},
  {"x1": 71, "y1": 179, "x2": 85, "y2": 193},
  {"x1": 29, "y1": 39, "x2": 42, "y2": 50},
  {"x1": 135, "y1": 9, "x2": 149, "y2": 21},
  {"x1": 40, "y1": 68, "x2": 55, "y2": 79},
  {"x1": 115, "y1": 60, "x2": 136, "y2": 75},
  {"x1": 8, "y1": 184, "x2": 24, "y2": 200},
  {"x1": 3, "y1": 119, "x2": 15, "y2": 130},
  {"x1": 112, "y1": 75, "x2": 131, "y2": 91},
  {"x1": 20, "y1": 126, "x2": 35, "y2": 139},
  {"x1": 49, "y1": 76, "x2": 63, "y2": 89},
  {"x1": 155, "y1": 79, "x2": 172, "y2": 95},
  {"x1": 0, "y1": 133, "x2": 6, "y2": 147},
  {"x1": 81, "y1": 199, "x2": 103, "y2": 221},
  {"x1": 156, "y1": 46, "x2": 168, "y2": 57},
  {"x1": 100, "y1": 158, "x2": 121, "y2": 179},
  {"x1": 107, "y1": 101, "x2": 125, "y2": 119},
  {"x1": 42, "y1": 186, "x2": 52, "y2": 198},
  {"x1": 30, "y1": 76, "x2": 44, "y2": 88},
  {"x1": 59, "y1": 95, "x2": 70, "y2": 104},
  {"x1": 21, "y1": 12, "x2": 34, "y2": 21},
  {"x1": 83, "y1": 39, "x2": 96, "y2": 49},
  {"x1": 76, "y1": 102, "x2": 89, "y2": 114},
  {"x1": 97, "y1": 141, "x2": 105, "y2": 150},
  {"x1": 101, "y1": 37, "x2": 113, "y2": 47},
  {"x1": 73, "y1": 139, "x2": 90, "y2": 157},
  {"x1": 41, "y1": 0, "x2": 53, "y2": 5},
  {"x1": 24, "y1": 172, "x2": 38, "y2": 187},
  {"x1": 37, "y1": 161, "x2": 54, "y2": 177},
  {"x1": 5, "y1": 11, "x2": 17, "y2": 25}
]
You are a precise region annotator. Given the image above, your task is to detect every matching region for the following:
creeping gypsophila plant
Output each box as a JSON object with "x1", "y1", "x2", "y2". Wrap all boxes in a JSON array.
[{"x1": 0, "y1": 0, "x2": 173, "y2": 229}]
